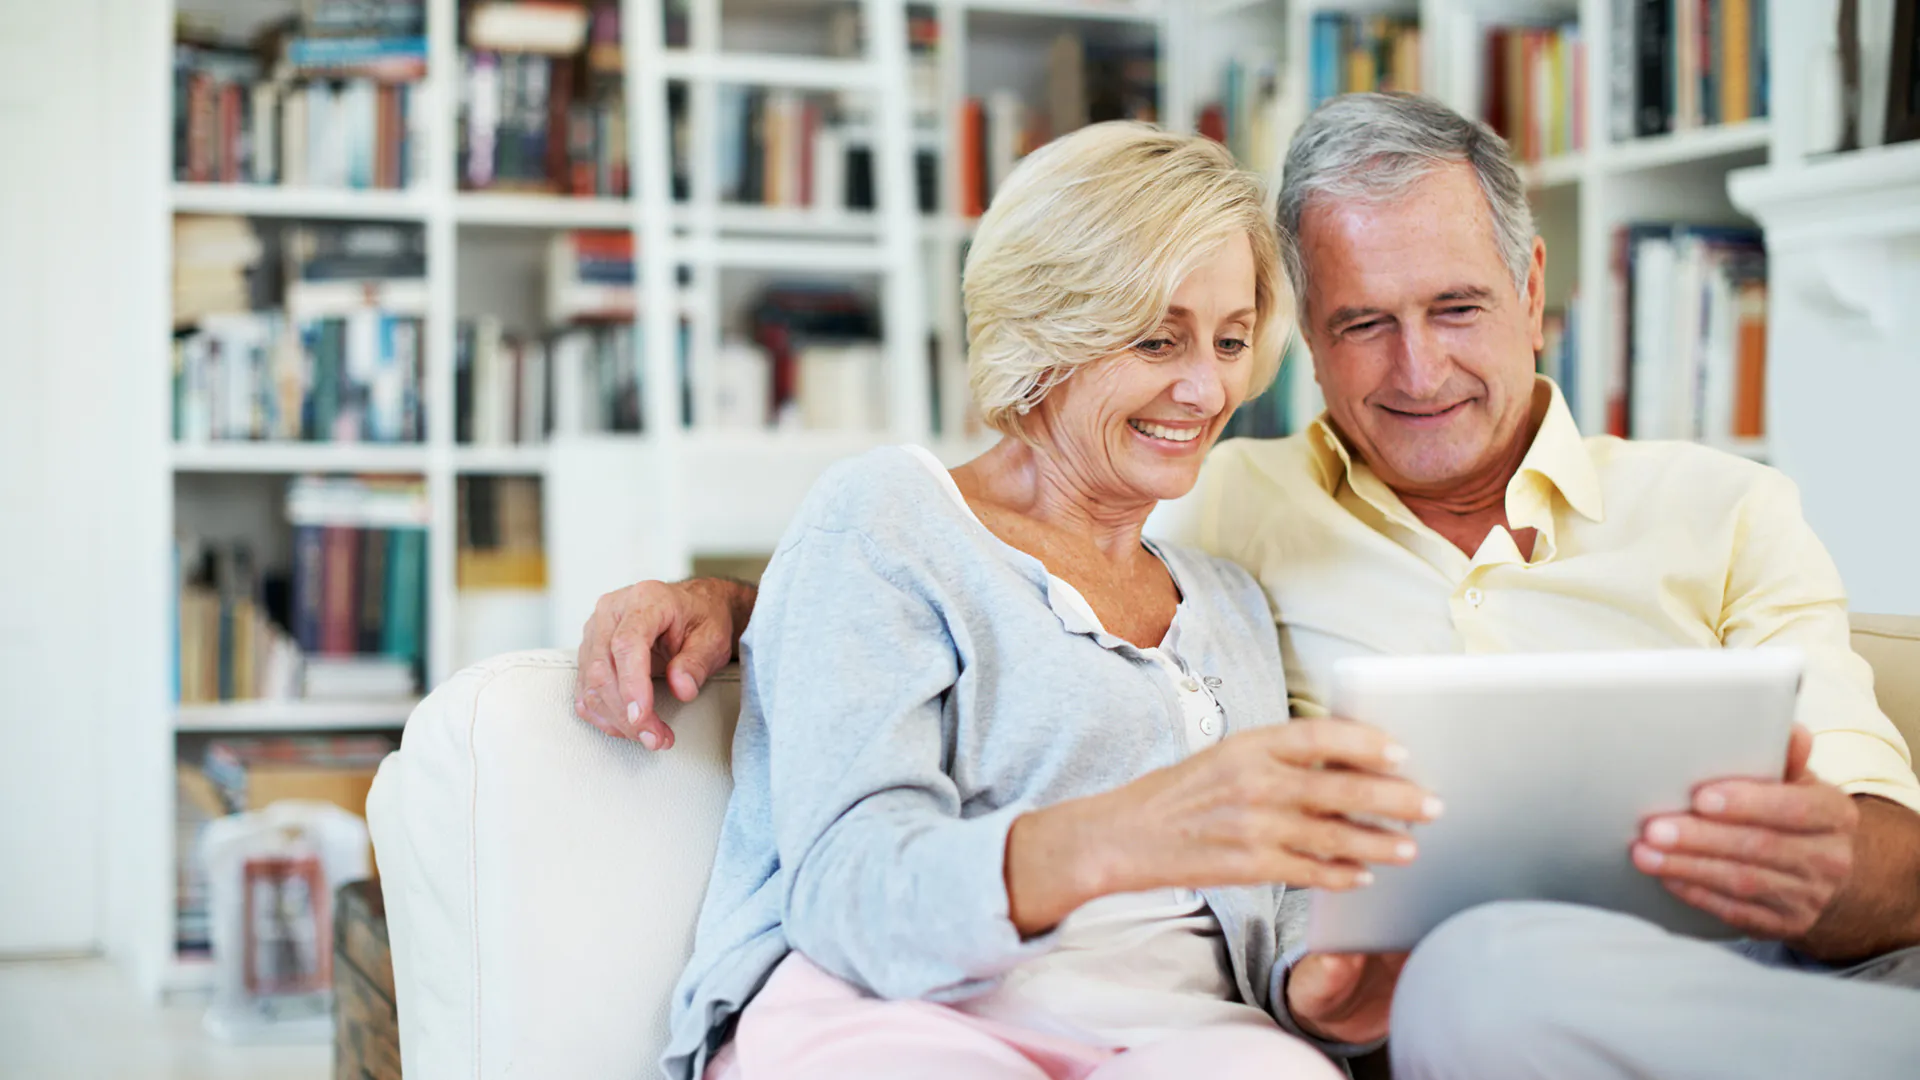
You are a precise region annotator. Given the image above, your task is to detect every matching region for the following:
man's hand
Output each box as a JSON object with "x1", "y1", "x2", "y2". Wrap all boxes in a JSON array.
[
  {"x1": 573, "y1": 578, "x2": 750, "y2": 748},
  {"x1": 1632, "y1": 725, "x2": 1859, "y2": 942},
  {"x1": 1285, "y1": 951, "x2": 1407, "y2": 1045}
]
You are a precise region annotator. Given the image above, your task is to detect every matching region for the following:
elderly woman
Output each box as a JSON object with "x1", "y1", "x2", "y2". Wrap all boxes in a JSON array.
[{"x1": 657, "y1": 123, "x2": 1436, "y2": 1080}]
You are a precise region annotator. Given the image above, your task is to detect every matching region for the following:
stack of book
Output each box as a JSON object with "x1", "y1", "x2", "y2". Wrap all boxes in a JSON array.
[
  {"x1": 1607, "y1": 224, "x2": 1767, "y2": 442},
  {"x1": 458, "y1": 476, "x2": 547, "y2": 590},
  {"x1": 174, "y1": 539, "x2": 304, "y2": 705},
  {"x1": 175, "y1": 221, "x2": 428, "y2": 445},
  {"x1": 457, "y1": 316, "x2": 551, "y2": 446},
  {"x1": 1197, "y1": 58, "x2": 1283, "y2": 175},
  {"x1": 1539, "y1": 301, "x2": 1582, "y2": 421},
  {"x1": 1609, "y1": 0, "x2": 1767, "y2": 140},
  {"x1": 173, "y1": 215, "x2": 266, "y2": 327},
  {"x1": 1483, "y1": 23, "x2": 1587, "y2": 163},
  {"x1": 288, "y1": 476, "x2": 430, "y2": 695},
  {"x1": 1309, "y1": 13, "x2": 1422, "y2": 108},
  {"x1": 173, "y1": 0, "x2": 428, "y2": 188},
  {"x1": 549, "y1": 324, "x2": 655, "y2": 436},
  {"x1": 958, "y1": 34, "x2": 1159, "y2": 216},
  {"x1": 459, "y1": 0, "x2": 629, "y2": 197},
  {"x1": 547, "y1": 230, "x2": 633, "y2": 322},
  {"x1": 748, "y1": 283, "x2": 884, "y2": 431}
]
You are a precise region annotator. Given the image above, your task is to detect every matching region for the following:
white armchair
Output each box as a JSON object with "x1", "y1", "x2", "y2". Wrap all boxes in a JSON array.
[{"x1": 367, "y1": 650, "x2": 741, "y2": 1079}]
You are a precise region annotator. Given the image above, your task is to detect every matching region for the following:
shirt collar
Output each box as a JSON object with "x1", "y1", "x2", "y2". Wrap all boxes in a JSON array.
[{"x1": 1305, "y1": 375, "x2": 1605, "y2": 527}]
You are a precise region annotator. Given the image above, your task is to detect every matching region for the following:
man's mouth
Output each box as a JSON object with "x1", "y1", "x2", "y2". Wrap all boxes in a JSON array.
[
  {"x1": 1128, "y1": 419, "x2": 1205, "y2": 443},
  {"x1": 1380, "y1": 400, "x2": 1469, "y2": 421}
]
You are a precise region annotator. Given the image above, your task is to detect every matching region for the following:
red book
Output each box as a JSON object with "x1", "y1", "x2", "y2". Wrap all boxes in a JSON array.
[
  {"x1": 220, "y1": 83, "x2": 242, "y2": 183},
  {"x1": 1197, "y1": 103, "x2": 1226, "y2": 144},
  {"x1": 959, "y1": 98, "x2": 984, "y2": 218},
  {"x1": 1483, "y1": 29, "x2": 1509, "y2": 139},
  {"x1": 320, "y1": 526, "x2": 360, "y2": 656}
]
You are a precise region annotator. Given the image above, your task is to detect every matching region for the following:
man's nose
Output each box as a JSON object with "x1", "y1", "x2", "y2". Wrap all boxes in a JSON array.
[{"x1": 1396, "y1": 320, "x2": 1451, "y2": 398}]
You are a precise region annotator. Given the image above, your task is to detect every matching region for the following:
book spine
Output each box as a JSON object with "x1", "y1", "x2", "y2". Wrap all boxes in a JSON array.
[
  {"x1": 292, "y1": 525, "x2": 324, "y2": 654},
  {"x1": 320, "y1": 526, "x2": 359, "y2": 655},
  {"x1": 1635, "y1": 0, "x2": 1670, "y2": 136},
  {"x1": 357, "y1": 527, "x2": 388, "y2": 654},
  {"x1": 382, "y1": 528, "x2": 425, "y2": 666}
]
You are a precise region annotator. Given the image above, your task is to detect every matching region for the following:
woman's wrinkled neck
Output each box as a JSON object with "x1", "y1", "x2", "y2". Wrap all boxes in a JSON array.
[{"x1": 956, "y1": 435, "x2": 1157, "y2": 564}]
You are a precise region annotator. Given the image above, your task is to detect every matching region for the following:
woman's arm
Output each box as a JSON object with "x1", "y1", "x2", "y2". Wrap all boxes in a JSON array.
[{"x1": 754, "y1": 525, "x2": 1053, "y2": 1002}]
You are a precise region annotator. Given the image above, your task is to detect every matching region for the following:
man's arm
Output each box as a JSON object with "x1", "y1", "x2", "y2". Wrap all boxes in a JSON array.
[
  {"x1": 573, "y1": 577, "x2": 758, "y2": 746},
  {"x1": 1808, "y1": 796, "x2": 1920, "y2": 959},
  {"x1": 1633, "y1": 468, "x2": 1920, "y2": 959}
]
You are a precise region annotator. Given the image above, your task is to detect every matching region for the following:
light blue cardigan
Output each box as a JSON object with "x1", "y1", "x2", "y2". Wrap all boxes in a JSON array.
[{"x1": 661, "y1": 447, "x2": 1349, "y2": 1079}]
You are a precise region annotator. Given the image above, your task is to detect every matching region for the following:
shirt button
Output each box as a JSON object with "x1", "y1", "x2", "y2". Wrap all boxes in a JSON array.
[
  {"x1": 1199, "y1": 714, "x2": 1219, "y2": 737},
  {"x1": 1181, "y1": 676, "x2": 1201, "y2": 693},
  {"x1": 1464, "y1": 587, "x2": 1484, "y2": 608}
]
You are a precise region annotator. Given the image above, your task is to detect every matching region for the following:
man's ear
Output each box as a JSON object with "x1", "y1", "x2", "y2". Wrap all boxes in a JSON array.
[{"x1": 1526, "y1": 235, "x2": 1548, "y2": 353}]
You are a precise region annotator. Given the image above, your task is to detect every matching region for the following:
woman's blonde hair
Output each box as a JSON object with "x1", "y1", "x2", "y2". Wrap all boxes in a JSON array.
[{"x1": 963, "y1": 121, "x2": 1286, "y2": 439}]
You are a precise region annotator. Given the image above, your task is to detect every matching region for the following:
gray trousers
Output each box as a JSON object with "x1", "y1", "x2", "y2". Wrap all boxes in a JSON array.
[{"x1": 1389, "y1": 901, "x2": 1920, "y2": 1080}]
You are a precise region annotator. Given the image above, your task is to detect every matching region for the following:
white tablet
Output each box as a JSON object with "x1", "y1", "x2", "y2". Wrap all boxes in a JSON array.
[{"x1": 1303, "y1": 648, "x2": 1803, "y2": 953}]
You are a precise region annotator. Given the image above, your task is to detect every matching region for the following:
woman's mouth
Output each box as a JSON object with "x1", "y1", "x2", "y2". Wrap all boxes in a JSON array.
[{"x1": 1128, "y1": 419, "x2": 1205, "y2": 444}]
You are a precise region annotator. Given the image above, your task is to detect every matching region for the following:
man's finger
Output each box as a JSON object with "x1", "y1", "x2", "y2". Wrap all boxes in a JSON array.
[
  {"x1": 1658, "y1": 879, "x2": 1801, "y2": 940},
  {"x1": 607, "y1": 608, "x2": 670, "y2": 731},
  {"x1": 1782, "y1": 724, "x2": 1814, "y2": 783},
  {"x1": 1638, "y1": 814, "x2": 1818, "y2": 875},
  {"x1": 1691, "y1": 777, "x2": 1856, "y2": 833},
  {"x1": 1630, "y1": 844, "x2": 1805, "y2": 912}
]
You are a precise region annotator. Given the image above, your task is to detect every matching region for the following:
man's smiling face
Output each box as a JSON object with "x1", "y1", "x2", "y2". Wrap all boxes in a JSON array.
[{"x1": 1297, "y1": 162, "x2": 1546, "y2": 498}]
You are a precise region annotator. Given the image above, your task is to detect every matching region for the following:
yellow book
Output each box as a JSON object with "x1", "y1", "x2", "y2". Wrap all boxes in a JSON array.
[{"x1": 1723, "y1": 0, "x2": 1752, "y2": 125}]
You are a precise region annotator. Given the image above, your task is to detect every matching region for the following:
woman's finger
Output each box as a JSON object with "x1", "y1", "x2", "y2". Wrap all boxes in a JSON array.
[
  {"x1": 1280, "y1": 812, "x2": 1419, "y2": 867},
  {"x1": 1258, "y1": 717, "x2": 1408, "y2": 773},
  {"x1": 1292, "y1": 765, "x2": 1441, "y2": 825}
]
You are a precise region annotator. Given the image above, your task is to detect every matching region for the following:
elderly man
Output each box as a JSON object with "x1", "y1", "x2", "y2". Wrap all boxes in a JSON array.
[{"x1": 572, "y1": 94, "x2": 1920, "y2": 1077}]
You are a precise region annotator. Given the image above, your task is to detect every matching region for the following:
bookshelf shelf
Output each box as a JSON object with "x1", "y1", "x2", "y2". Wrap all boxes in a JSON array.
[
  {"x1": 454, "y1": 192, "x2": 635, "y2": 230},
  {"x1": 656, "y1": 52, "x2": 877, "y2": 90},
  {"x1": 170, "y1": 183, "x2": 431, "y2": 221},
  {"x1": 168, "y1": 442, "x2": 432, "y2": 475},
  {"x1": 962, "y1": 0, "x2": 1164, "y2": 23},
  {"x1": 453, "y1": 445, "x2": 549, "y2": 474},
  {"x1": 1520, "y1": 152, "x2": 1587, "y2": 190},
  {"x1": 172, "y1": 697, "x2": 419, "y2": 733},
  {"x1": 691, "y1": 237, "x2": 891, "y2": 272},
  {"x1": 1603, "y1": 120, "x2": 1772, "y2": 175},
  {"x1": 704, "y1": 205, "x2": 882, "y2": 239}
]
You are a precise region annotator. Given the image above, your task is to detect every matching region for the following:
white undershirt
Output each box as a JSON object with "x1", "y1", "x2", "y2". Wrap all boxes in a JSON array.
[{"x1": 902, "y1": 446, "x2": 1276, "y2": 1049}]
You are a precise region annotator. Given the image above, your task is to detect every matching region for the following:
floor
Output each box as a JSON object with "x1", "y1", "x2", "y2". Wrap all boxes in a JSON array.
[{"x1": 0, "y1": 959, "x2": 329, "y2": 1080}]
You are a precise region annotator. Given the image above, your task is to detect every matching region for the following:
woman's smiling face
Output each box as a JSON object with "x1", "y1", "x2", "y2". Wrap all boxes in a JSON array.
[{"x1": 1029, "y1": 233, "x2": 1259, "y2": 507}]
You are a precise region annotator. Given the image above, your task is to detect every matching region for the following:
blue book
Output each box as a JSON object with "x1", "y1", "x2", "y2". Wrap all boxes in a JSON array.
[
  {"x1": 287, "y1": 36, "x2": 428, "y2": 72},
  {"x1": 293, "y1": 525, "x2": 325, "y2": 655},
  {"x1": 1312, "y1": 14, "x2": 1341, "y2": 107},
  {"x1": 381, "y1": 527, "x2": 426, "y2": 668},
  {"x1": 1752, "y1": 0, "x2": 1768, "y2": 118}
]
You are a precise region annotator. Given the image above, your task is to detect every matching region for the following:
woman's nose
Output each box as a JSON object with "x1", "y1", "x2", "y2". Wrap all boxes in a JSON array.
[{"x1": 1169, "y1": 354, "x2": 1228, "y2": 415}]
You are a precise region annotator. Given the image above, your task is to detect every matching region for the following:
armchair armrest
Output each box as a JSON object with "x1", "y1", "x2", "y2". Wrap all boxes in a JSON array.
[{"x1": 368, "y1": 650, "x2": 741, "y2": 1080}]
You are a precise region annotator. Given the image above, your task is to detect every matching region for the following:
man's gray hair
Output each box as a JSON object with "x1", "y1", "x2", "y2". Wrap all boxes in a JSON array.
[{"x1": 1277, "y1": 92, "x2": 1534, "y2": 325}]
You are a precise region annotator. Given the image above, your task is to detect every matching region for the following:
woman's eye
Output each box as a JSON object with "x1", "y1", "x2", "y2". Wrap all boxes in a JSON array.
[
  {"x1": 1136, "y1": 337, "x2": 1177, "y2": 357},
  {"x1": 1216, "y1": 337, "x2": 1248, "y2": 356}
]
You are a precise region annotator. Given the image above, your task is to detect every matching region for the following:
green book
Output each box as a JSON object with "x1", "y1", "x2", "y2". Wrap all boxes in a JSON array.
[{"x1": 382, "y1": 526, "x2": 426, "y2": 675}]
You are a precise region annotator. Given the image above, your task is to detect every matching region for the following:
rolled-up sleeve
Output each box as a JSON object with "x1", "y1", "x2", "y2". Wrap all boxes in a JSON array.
[
  {"x1": 1718, "y1": 471, "x2": 1920, "y2": 813},
  {"x1": 746, "y1": 525, "x2": 1054, "y2": 1002}
]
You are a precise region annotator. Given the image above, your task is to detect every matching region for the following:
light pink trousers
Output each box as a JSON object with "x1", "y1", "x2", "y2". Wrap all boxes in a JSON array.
[{"x1": 705, "y1": 954, "x2": 1344, "y2": 1080}]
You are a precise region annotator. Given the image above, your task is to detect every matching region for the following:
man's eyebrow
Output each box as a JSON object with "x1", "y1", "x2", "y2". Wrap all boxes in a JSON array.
[
  {"x1": 1325, "y1": 305, "x2": 1382, "y2": 332},
  {"x1": 1434, "y1": 286, "x2": 1497, "y2": 304}
]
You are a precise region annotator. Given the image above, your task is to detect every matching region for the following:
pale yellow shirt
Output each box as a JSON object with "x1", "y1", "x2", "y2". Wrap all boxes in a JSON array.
[{"x1": 1155, "y1": 377, "x2": 1920, "y2": 813}]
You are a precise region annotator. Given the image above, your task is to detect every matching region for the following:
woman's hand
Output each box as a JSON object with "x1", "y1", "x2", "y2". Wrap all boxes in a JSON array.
[{"x1": 1005, "y1": 718, "x2": 1440, "y2": 935}]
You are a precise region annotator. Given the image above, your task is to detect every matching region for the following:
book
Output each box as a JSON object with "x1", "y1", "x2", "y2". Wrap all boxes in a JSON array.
[
  {"x1": 1310, "y1": 12, "x2": 1420, "y2": 107},
  {"x1": 1482, "y1": 23, "x2": 1585, "y2": 163},
  {"x1": 466, "y1": 1, "x2": 591, "y2": 54},
  {"x1": 1613, "y1": 222, "x2": 1766, "y2": 441}
]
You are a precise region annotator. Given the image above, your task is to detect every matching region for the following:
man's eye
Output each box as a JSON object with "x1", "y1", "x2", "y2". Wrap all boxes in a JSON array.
[
  {"x1": 1344, "y1": 319, "x2": 1383, "y2": 337},
  {"x1": 1438, "y1": 306, "x2": 1480, "y2": 319}
]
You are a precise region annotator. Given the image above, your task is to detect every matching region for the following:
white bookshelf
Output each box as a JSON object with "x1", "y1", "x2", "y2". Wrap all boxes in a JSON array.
[{"x1": 139, "y1": 0, "x2": 1784, "y2": 999}]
